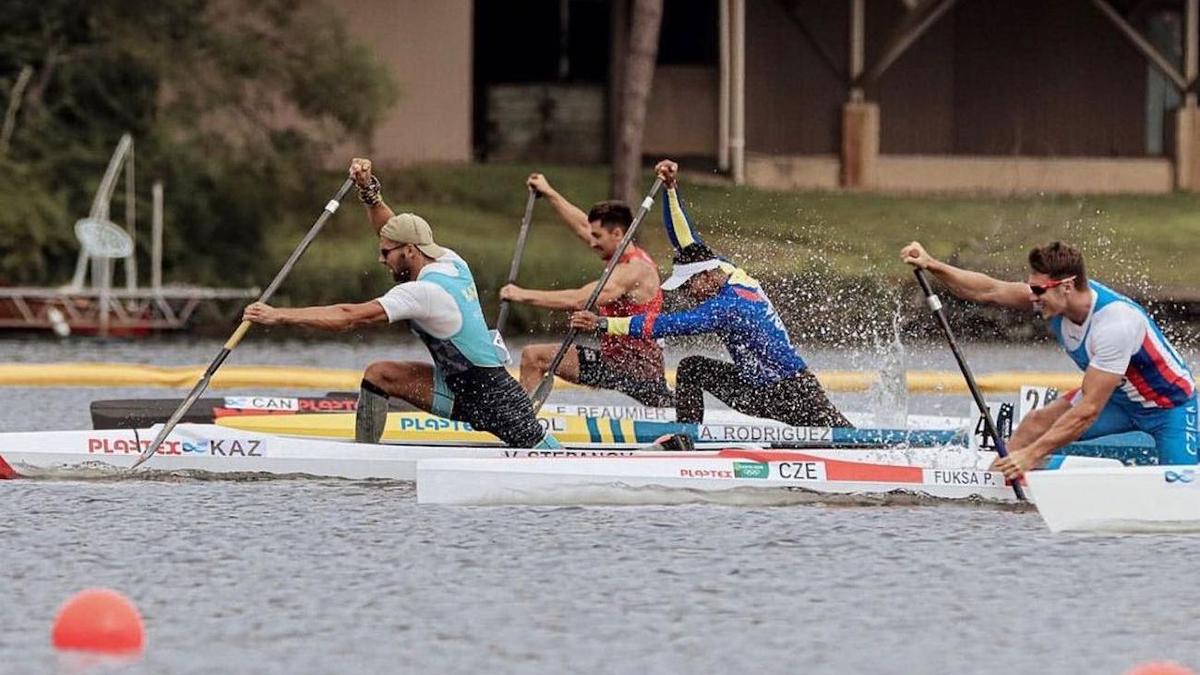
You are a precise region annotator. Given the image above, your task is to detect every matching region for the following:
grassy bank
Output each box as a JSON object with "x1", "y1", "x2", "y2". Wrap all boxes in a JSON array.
[{"x1": 260, "y1": 163, "x2": 1200, "y2": 342}]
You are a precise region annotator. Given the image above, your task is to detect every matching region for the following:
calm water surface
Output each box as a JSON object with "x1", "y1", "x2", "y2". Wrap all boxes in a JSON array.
[{"x1": 0, "y1": 337, "x2": 1196, "y2": 674}]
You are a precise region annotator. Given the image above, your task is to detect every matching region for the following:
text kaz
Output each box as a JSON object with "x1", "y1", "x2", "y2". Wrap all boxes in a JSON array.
[{"x1": 88, "y1": 437, "x2": 265, "y2": 457}]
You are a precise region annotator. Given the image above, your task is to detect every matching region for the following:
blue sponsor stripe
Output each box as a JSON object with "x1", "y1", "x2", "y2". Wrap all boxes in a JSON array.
[
  {"x1": 585, "y1": 416, "x2": 601, "y2": 444},
  {"x1": 622, "y1": 420, "x2": 672, "y2": 443},
  {"x1": 609, "y1": 418, "x2": 623, "y2": 443}
]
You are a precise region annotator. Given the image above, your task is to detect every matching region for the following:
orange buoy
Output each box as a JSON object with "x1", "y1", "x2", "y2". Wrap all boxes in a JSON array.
[
  {"x1": 51, "y1": 588, "x2": 144, "y2": 653},
  {"x1": 1126, "y1": 662, "x2": 1195, "y2": 675}
]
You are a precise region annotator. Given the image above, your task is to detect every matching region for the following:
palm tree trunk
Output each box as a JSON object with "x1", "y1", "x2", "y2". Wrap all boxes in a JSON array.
[{"x1": 610, "y1": 0, "x2": 664, "y2": 202}]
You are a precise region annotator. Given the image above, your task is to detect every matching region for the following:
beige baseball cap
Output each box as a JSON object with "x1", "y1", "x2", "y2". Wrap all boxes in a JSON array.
[{"x1": 379, "y1": 213, "x2": 446, "y2": 259}]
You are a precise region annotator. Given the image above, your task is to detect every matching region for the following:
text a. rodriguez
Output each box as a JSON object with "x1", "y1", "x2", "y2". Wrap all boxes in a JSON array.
[{"x1": 696, "y1": 424, "x2": 832, "y2": 443}]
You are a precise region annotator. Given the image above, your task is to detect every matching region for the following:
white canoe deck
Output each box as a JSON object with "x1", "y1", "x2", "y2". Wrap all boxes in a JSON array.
[
  {"x1": 0, "y1": 424, "x2": 658, "y2": 481},
  {"x1": 416, "y1": 449, "x2": 1028, "y2": 506},
  {"x1": 13, "y1": 424, "x2": 1177, "y2": 528},
  {"x1": 0, "y1": 424, "x2": 1007, "y2": 490},
  {"x1": 1026, "y1": 466, "x2": 1200, "y2": 533}
]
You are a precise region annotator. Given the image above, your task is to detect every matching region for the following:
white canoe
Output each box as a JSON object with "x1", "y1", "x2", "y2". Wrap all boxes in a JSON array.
[
  {"x1": 0, "y1": 424, "x2": 1017, "y2": 487},
  {"x1": 416, "y1": 448, "x2": 1036, "y2": 506},
  {"x1": 0, "y1": 425, "x2": 649, "y2": 481},
  {"x1": 1026, "y1": 465, "x2": 1200, "y2": 533}
]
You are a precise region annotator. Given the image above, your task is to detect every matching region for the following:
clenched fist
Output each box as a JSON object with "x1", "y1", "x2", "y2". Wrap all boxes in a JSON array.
[
  {"x1": 899, "y1": 241, "x2": 935, "y2": 269},
  {"x1": 243, "y1": 302, "x2": 282, "y2": 326},
  {"x1": 527, "y1": 173, "x2": 553, "y2": 197},
  {"x1": 654, "y1": 159, "x2": 679, "y2": 188},
  {"x1": 349, "y1": 158, "x2": 374, "y2": 189}
]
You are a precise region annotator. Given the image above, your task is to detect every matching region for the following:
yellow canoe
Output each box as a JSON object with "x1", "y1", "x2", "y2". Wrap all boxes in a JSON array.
[{"x1": 216, "y1": 411, "x2": 647, "y2": 445}]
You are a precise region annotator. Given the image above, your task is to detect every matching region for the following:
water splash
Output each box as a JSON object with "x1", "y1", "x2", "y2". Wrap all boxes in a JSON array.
[{"x1": 869, "y1": 297, "x2": 909, "y2": 428}]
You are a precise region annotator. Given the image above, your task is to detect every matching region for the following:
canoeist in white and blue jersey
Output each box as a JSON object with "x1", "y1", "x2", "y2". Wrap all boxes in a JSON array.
[
  {"x1": 570, "y1": 160, "x2": 850, "y2": 428},
  {"x1": 242, "y1": 158, "x2": 561, "y2": 450},
  {"x1": 901, "y1": 240, "x2": 1197, "y2": 478}
]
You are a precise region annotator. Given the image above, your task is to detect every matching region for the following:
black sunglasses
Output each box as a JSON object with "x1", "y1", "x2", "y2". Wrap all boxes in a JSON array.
[
  {"x1": 380, "y1": 244, "x2": 405, "y2": 259},
  {"x1": 1029, "y1": 275, "x2": 1075, "y2": 296}
]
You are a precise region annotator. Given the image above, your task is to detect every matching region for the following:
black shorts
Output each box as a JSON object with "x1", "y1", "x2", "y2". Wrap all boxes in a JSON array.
[
  {"x1": 674, "y1": 356, "x2": 851, "y2": 427},
  {"x1": 576, "y1": 346, "x2": 674, "y2": 407},
  {"x1": 441, "y1": 366, "x2": 547, "y2": 448}
]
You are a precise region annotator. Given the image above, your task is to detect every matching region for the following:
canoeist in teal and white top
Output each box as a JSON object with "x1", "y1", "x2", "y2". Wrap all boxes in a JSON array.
[
  {"x1": 242, "y1": 158, "x2": 561, "y2": 449},
  {"x1": 902, "y1": 240, "x2": 1196, "y2": 478}
]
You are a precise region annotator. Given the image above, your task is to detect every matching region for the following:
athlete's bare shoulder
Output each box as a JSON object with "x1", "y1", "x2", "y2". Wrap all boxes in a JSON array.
[{"x1": 616, "y1": 256, "x2": 661, "y2": 302}]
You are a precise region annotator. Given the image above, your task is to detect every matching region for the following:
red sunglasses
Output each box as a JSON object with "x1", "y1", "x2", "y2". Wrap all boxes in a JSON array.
[{"x1": 1029, "y1": 275, "x2": 1076, "y2": 296}]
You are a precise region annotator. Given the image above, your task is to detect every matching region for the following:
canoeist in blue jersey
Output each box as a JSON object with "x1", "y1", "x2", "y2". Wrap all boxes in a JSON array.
[
  {"x1": 243, "y1": 158, "x2": 561, "y2": 450},
  {"x1": 902, "y1": 240, "x2": 1197, "y2": 477},
  {"x1": 570, "y1": 160, "x2": 850, "y2": 428}
]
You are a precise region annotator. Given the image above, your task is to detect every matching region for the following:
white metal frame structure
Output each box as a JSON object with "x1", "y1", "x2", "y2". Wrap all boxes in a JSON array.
[{"x1": 0, "y1": 134, "x2": 257, "y2": 336}]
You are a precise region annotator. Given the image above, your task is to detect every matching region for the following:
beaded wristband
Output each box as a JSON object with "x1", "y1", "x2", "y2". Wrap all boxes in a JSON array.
[{"x1": 357, "y1": 175, "x2": 382, "y2": 206}]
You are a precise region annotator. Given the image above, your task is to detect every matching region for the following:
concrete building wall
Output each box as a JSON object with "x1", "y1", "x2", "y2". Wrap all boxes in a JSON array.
[
  {"x1": 871, "y1": 1, "x2": 955, "y2": 154},
  {"x1": 644, "y1": 65, "x2": 719, "y2": 157},
  {"x1": 338, "y1": 0, "x2": 473, "y2": 166},
  {"x1": 740, "y1": 0, "x2": 957, "y2": 156},
  {"x1": 951, "y1": 0, "x2": 1147, "y2": 157},
  {"x1": 744, "y1": 0, "x2": 846, "y2": 155},
  {"x1": 331, "y1": 0, "x2": 1175, "y2": 193},
  {"x1": 485, "y1": 85, "x2": 607, "y2": 163},
  {"x1": 742, "y1": 0, "x2": 1152, "y2": 159},
  {"x1": 744, "y1": 154, "x2": 1173, "y2": 194}
]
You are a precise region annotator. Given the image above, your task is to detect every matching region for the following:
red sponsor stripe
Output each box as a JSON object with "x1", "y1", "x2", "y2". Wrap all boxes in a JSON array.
[
  {"x1": 641, "y1": 313, "x2": 658, "y2": 339},
  {"x1": 718, "y1": 449, "x2": 925, "y2": 484},
  {"x1": 1141, "y1": 334, "x2": 1195, "y2": 399},
  {"x1": 731, "y1": 286, "x2": 763, "y2": 302},
  {"x1": 0, "y1": 454, "x2": 21, "y2": 479}
]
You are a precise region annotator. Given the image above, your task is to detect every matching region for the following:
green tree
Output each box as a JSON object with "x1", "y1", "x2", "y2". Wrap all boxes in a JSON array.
[{"x1": 0, "y1": 0, "x2": 396, "y2": 286}]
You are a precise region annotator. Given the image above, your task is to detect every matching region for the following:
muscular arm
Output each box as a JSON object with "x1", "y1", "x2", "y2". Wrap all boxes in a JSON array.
[
  {"x1": 901, "y1": 241, "x2": 1031, "y2": 310},
  {"x1": 269, "y1": 302, "x2": 389, "y2": 331},
  {"x1": 349, "y1": 158, "x2": 396, "y2": 233},
  {"x1": 529, "y1": 174, "x2": 592, "y2": 244},
  {"x1": 365, "y1": 201, "x2": 396, "y2": 234},
  {"x1": 923, "y1": 259, "x2": 1033, "y2": 310},
  {"x1": 544, "y1": 190, "x2": 592, "y2": 244},
  {"x1": 1018, "y1": 366, "x2": 1123, "y2": 459},
  {"x1": 510, "y1": 263, "x2": 640, "y2": 311}
]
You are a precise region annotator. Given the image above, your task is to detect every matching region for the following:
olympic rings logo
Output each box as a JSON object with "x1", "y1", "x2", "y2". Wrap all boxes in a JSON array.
[{"x1": 1164, "y1": 470, "x2": 1196, "y2": 484}]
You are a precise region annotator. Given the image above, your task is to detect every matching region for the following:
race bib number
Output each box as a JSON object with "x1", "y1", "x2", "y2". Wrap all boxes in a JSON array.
[
  {"x1": 1017, "y1": 385, "x2": 1058, "y2": 424},
  {"x1": 490, "y1": 329, "x2": 512, "y2": 366}
]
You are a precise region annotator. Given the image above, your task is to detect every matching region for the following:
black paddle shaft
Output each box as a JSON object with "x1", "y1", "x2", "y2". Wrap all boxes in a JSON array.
[
  {"x1": 530, "y1": 177, "x2": 665, "y2": 410},
  {"x1": 913, "y1": 267, "x2": 1026, "y2": 501},
  {"x1": 130, "y1": 179, "x2": 355, "y2": 470},
  {"x1": 495, "y1": 188, "x2": 538, "y2": 335}
]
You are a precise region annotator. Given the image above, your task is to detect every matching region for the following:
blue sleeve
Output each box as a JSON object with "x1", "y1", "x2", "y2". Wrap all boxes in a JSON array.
[{"x1": 629, "y1": 295, "x2": 731, "y2": 338}]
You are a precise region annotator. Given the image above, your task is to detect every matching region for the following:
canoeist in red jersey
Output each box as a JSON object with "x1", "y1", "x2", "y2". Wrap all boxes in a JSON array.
[{"x1": 500, "y1": 172, "x2": 674, "y2": 406}]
